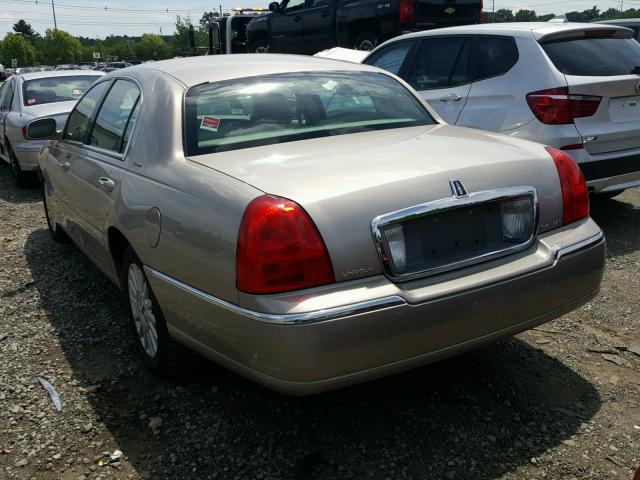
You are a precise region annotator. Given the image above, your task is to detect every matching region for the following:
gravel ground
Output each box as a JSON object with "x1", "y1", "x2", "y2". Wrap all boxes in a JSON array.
[{"x1": 0, "y1": 162, "x2": 639, "y2": 480}]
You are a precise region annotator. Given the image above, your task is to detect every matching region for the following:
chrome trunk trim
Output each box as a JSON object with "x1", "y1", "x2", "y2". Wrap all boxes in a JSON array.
[{"x1": 371, "y1": 187, "x2": 539, "y2": 282}]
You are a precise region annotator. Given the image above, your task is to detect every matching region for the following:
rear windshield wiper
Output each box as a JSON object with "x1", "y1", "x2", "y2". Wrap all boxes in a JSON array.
[{"x1": 630, "y1": 66, "x2": 640, "y2": 74}]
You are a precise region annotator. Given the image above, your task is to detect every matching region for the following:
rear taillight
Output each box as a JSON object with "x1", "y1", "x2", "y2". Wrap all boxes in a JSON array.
[
  {"x1": 399, "y1": 0, "x2": 416, "y2": 26},
  {"x1": 22, "y1": 126, "x2": 29, "y2": 139},
  {"x1": 526, "y1": 87, "x2": 601, "y2": 125},
  {"x1": 479, "y1": 0, "x2": 484, "y2": 23},
  {"x1": 546, "y1": 146, "x2": 589, "y2": 225},
  {"x1": 236, "y1": 194, "x2": 334, "y2": 294}
]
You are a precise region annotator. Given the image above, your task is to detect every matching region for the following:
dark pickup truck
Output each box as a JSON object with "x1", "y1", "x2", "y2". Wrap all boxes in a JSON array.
[{"x1": 246, "y1": 0, "x2": 482, "y2": 54}]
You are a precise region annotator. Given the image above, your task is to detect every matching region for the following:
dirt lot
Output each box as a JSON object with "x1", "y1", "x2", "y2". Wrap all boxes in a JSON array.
[{"x1": 0, "y1": 163, "x2": 638, "y2": 480}]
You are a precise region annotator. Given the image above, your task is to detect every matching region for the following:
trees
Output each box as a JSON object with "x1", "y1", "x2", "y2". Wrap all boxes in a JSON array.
[
  {"x1": 41, "y1": 29, "x2": 85, "y2": 64},
  {"x1": 134, "y1": 34, "x2": 171, "y2": 61},
  {"x1": 199, "y1": 11, "x2": 219, "y2": 29},
  {"x1": 0, "y1": 32, "x2": 37, "y2": 67},
  {"x1": 514, "y1": 9, "x2": 538, "y2": 22},
  {"x1": 171, "y1": 16, "x2": 207, "y2": 55},
  {"x1": 12, "y1": 20, "x2": 40, "y2": 43}
]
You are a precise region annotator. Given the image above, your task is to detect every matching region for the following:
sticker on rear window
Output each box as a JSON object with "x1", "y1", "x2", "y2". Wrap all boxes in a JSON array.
[
  {"x1": 72, "y1": 89, "x2": 83, "y2": 96},
  {"x1": 27, "y1": 98, "x2": 37, "y2": 105},
  {"x1": 200, "y1": 116, "x2": 221, "y2": 132}
]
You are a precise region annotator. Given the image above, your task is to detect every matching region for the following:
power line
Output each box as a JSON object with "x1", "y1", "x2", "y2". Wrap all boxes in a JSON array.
[{"x1": 0, "y1": 0, "x2": 230, "y2": 13}]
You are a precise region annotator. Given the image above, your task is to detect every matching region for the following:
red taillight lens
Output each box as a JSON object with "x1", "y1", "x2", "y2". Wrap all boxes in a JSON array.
[
  {"x1": 546, "y1": 146, "x2": 589, "y2": 225},
  {"x1": 22, "y1": 126, "x2": 29, "y2": 139},
  {"x1": 399, "y1": 0, "x2": 416, "y2": 25},
  {"x1": 479, "y1": 0, "x2": 484, "y2": 23},
  {"x1": 236, "y1": 194, "x2": 334, "y2": 294},
  {"x1": 526, "y1": 87, "x2": 601, "y2": 125}
]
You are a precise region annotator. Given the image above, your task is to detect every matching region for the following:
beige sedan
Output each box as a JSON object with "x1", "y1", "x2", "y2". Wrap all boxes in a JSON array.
[{"x1": 35, "y1": 55, "x2": 605, "y2": 394}]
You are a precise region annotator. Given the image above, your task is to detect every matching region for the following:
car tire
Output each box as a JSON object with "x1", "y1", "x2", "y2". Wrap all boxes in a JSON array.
[
  {"x1": 42, "y1": 177, "x2": 71, "y2": 244},
  {"x1": 595, "y1": 189, "x2": 625, "y2": 200},
  {"x1": 353, "y1": 31, "x2": 378, "y2": 51},
  {"x1": 122, "y1": 247, "x2": 180, "y2": 377},
  {"x1": 8, "y1": 145, "x2": 31, "y2": 188},
  {"x1": 249, "y1": 39, "x2": 270, "y2": 53}
]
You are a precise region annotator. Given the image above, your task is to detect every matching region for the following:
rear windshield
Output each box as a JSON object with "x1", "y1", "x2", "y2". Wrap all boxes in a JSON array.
[
  {"x1": 23, "y1": 75, "x2": 100, "y2": 106},
  {"x1": 184, "y1": 71, "x2": 433, "y2": 155},
  {"x1": 541, "y1": 37, "x2": 640, "y2": 76}
]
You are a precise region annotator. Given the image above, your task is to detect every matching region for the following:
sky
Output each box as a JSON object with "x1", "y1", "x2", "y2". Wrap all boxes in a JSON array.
[{"x1": 0, "y1": 0, "x2": 630, "y2": 39}]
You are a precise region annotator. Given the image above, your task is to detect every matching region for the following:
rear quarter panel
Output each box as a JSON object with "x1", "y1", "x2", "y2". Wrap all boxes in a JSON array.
[{"x1": 114, "y1": 71, "x2": 261, "y2": 305}]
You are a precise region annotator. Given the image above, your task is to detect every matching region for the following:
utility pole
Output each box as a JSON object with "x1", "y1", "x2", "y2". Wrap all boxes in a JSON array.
[
  {"x1": 51, "y1": 0, "x2": 58, "y2": 29},
  {"x1": 492, "y1": 0, "x2": 495, "y2": 22},
  {"x1": 219, "y1": 4, "x2": 223, "y2": 16},
  {"x1": 620, "y1": 0, "x2": 624, "y2": 12}
]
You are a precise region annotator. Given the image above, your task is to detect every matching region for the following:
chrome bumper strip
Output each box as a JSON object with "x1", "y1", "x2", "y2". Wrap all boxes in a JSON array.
[
  {"x1": 147, "y1": 230, "x2": 603, "y2": 326},
  {"x1": 146, "y1": 268, "x2": 406, "y2": 325},
  {"x1": 556, "y1": 231, "x2": 604, "y2": 259}
]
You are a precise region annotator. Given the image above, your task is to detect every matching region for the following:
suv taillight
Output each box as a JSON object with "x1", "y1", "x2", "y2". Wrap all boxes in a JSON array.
[
  {"x1": 526, "y1": 87, "x2": 601, "y2": 125},
  {"x1": 236, "y1": 194, "x2": 334, "y2": 294},
  {"x1": 546, "y1": 146, "x2": 589, "y2": 225},
  {"x1": 399, "y1": 0, "x2": 416, "y2": 26},
  {"x1": 479, "y1": 0, "x2": 484, "y2": 22}
]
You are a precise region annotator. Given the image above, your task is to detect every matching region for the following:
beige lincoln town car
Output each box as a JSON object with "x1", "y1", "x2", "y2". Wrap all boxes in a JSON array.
[{"x1": 34, "y1": 55, "x2": 605, "y2": 394}]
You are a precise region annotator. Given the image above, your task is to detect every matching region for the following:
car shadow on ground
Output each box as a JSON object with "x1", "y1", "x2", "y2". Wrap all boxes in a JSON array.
[
  {"x1": 590, "y1": 192, "x2": 640, "y2": 257},
  {"x1": 24, "y1": 227, "x2": 603, "y2": 480},
  {"x1": 0, "y1": 162, "x2": 41, "y2": 204}
]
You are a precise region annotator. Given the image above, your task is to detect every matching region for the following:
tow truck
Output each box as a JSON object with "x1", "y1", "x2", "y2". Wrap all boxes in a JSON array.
[{"x1": 207, "y1": 8, "x2": 268, "y2": 54}]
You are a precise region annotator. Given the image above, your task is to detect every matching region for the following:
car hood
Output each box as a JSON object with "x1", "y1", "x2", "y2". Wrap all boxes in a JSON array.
[{"x1": 191, "y1": 124, "x2": 564, "y2": 282}]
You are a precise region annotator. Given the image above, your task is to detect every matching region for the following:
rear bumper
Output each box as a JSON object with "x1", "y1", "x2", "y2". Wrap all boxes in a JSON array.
[
  {"x1": 14, "y1": 141, "x2": 47, "y2": 171},
  {"x1": 147, "y1": 219, "x2": 605, "y2": 395},
  {"x1": 565, "y1": 147, "x2": 640, "y2": 193}
]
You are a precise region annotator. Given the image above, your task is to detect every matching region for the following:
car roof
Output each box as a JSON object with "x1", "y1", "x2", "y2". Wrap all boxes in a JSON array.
[
  {"x1": 379, "y1": 21, "x2": 633, "y2": 43},
  {"x1": 124, "y1": 54, "x2": 383, "y2": 87},
  {"x1": 597, "y1": 18, "x2": 640, "y2": 25},
  {"x1": 19, "y1": 70, "x2": 105, "y2": 81}
]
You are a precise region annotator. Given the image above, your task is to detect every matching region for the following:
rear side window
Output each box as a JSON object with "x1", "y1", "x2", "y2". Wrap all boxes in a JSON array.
[
  {"x1": 475, "y1": 37, "x2": 518, "y2": 81},
  {"x1": 542, "y1": 37, "x2": 640, "y2": 76},
  {"x1": 88, "y1": 79, "x2": 141, "y2": 154},
  {"x1": 406, "y1": 37, "x2": 473, "y2": 90},
  {"x1": 365, "y1": 42, "x2": 415, "y2": 75},
  {"x1": 63, "y1": 81, "x2": 110, "y2": 143},
  {"x1": 184, "y1": 71, "x2": 433, "y2": 155}
]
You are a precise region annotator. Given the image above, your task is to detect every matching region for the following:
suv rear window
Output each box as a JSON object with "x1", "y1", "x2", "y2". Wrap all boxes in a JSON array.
[
  {"x1": 541, "y1": 37, "x2": 640, "y2": 76},
  {"x1": 184, "y1": 71, "x2": 434, "y2": 155}
]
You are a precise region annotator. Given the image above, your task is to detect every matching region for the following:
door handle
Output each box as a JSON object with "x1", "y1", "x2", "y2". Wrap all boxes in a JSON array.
[
  {"x1": 321, "y1": 10, "x2": 330, "y2": 17},
  {"x1": 438, "y1": 94, "x2": 463, "y2": 103},
  {"x1": 98, "y1": 177, "x2": 115, "y2": 192},
  {"x1": 57, "y1": 160, "x2": 70, "y2": 171}
]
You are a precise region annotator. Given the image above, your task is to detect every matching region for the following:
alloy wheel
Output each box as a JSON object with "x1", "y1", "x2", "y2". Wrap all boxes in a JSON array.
[{"x1": 128, "y1": 263, "x2": 159, "y2": 358}]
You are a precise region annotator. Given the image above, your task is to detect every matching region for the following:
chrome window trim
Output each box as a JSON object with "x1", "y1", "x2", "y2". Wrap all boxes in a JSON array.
[
  {"x1": 146, "y1": 268, "x2": 406, "y2": 325},
  {"x1": 371, "y1": 186, "x2": 539, "y2": 282}
]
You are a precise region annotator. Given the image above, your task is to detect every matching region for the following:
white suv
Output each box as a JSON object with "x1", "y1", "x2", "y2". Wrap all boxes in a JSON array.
[{"x1": 362, "y1": 22, "x2": 640, "y2": 197}]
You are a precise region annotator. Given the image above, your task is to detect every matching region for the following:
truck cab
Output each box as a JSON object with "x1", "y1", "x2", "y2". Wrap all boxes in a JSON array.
[{"x1": 246, "y1": 0, "x2": 482, "y2": 54}]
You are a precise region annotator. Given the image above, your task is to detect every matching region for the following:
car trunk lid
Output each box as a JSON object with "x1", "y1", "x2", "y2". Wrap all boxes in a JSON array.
[{"x1": 191, "y1": 125, "x2": 562, "y2": 282}]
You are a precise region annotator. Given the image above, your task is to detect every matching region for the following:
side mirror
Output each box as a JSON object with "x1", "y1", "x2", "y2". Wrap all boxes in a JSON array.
[
  {"x1": 268, "y1": 2, "x2": 281, "y2": 12},
  {"x1": 27, "y1": 118, "x2": 58, "y2": 140}
]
